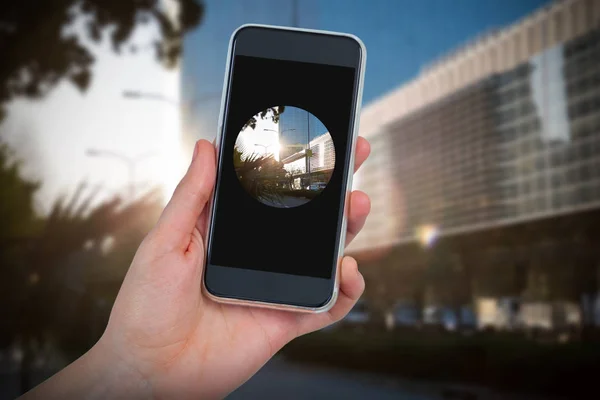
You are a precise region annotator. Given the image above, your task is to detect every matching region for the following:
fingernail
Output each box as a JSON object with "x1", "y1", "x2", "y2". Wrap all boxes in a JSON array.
[{"x1": 192, "y1": 141, "x2": 200, "y2": 162}]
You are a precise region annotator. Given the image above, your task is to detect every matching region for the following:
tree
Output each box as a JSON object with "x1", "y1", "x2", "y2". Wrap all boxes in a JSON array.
[
  {"x1": 0, "y1": 142, "x2": 40, "y2": 349},
  {"x1": 242, "y1": 106, "x2": 286, "y2": 131},
  {"x1": 14, "y1": 182, "x2": 163, "y2": 393},
  {"x1": 0, "y1": 0, "x2": 204, "y2": 120},
  {"x1": 286, "y1": 167, "x2": 303, "y2": 189},
  {"x1": 234, "y1": 147, "x2": 288, "y2": 204}
]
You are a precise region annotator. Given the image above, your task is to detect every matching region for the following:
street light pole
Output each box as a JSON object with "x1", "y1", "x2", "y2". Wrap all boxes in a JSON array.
[
  {"x1": 291, "y1": 0, "x2": 299, "y2": 27},
  {"x1": 122, "y1": 90, "x2": 179, "y2": 106},
  {"x1": 86, "y1": 149, "x2": 156, "y2": 200},
  {"x1": 122, "y1": 90, "x2": 221, "y2": 109},
  {"x1": 306, "y1": 111, "x2": 311, "y2": 188},
  {"x1": 263, "y1": 128, "x2": 296, "y2": 161},
  {"x1": 254, "y1": 144, "x2": 274, "y2": 155}
]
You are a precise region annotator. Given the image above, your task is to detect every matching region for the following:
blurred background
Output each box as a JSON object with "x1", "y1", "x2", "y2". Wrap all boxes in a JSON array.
[{"x1": 1, "y1": 0, "x2": 599, "y2": 399}]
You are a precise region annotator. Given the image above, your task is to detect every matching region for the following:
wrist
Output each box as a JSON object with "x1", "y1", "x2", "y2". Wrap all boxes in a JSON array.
[
  {"x1": 82, "y1": 338, "x2": 153, "y2": 399},
  {"x1": 21, "y1": 338, "x2": 153, "y2": 399}
]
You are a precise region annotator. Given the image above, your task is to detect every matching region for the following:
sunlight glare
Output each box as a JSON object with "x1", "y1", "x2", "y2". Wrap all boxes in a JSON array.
[{"x1": 160, "y1": 67, "x2": 186, "y2": 204}]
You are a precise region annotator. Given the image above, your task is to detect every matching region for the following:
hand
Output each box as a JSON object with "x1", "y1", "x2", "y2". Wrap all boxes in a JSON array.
[{"x1": 25, "y1": 138, "x2": 370, "y2": 399}]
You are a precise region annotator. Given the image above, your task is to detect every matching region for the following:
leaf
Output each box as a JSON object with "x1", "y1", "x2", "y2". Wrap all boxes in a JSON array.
[{"x1": 70, "y1": 70, "x2": 91, "y2": 92}]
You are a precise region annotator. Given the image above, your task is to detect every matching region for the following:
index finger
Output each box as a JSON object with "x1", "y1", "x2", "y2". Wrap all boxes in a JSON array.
[{"x1": 354, "y1": 136, "x2": 370, "y2": 173}]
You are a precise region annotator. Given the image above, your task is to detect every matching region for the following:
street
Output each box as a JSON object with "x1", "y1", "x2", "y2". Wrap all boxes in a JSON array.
[
  {"x1": 264, "y1": 195, "x2": 310, "y2": 208},
  {"x1": 228, "y1": 357, "x2": 545, "y2": 400},
  {"x1": 1, "y1": 351, "x2": 551, "y2": 399}
]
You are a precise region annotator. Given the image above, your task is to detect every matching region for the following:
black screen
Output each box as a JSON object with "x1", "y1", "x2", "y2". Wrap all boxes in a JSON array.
[{"x1": 208, "y1": 55, "x2": 356, "y2": 279}]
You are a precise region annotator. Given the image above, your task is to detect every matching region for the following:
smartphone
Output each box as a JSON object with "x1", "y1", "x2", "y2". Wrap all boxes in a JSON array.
[{"x1": 203, "y1": 24, "x2": 366, "y2": 312}]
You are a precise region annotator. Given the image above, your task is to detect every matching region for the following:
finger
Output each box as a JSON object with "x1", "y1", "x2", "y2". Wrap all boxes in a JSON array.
[
  {"x1": 345, "y1": 191, "x2": 371, "y2": 246},
  {"x1": 295, "y1": 257, "x2": 365, "y2": 336},
  {"x1": 154, "y1": 140, "x2": 216, "y2": 252},
  {"x1": 354, "y1": 136, "x2": 370, "y2": 173},
  {"x1": 196, "y1": 143, "x2": 218, "y2": 238}
]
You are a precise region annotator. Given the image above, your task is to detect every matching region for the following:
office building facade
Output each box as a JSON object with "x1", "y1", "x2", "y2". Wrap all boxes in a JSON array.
[
  {"x1": 279, "y1": 106, "x2": 329, "y2": 160},
  {"x1": 350, "y1": 0, "x2": 600, "y2": 254}
]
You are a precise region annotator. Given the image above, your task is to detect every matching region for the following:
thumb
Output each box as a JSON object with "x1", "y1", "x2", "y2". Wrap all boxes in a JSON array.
[{"x1": 154, "y1": 140, "x2": 216, "y2": 252}]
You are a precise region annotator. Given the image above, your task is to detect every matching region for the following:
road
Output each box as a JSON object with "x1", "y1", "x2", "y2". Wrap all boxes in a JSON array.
[
  {"x1": 1, "y1": 352, "x2": 549, "y2": 400},
  {"x1": 229, "y1": 357, "x2": 544, "y2": 400},
  {"x1": 264, "y1": 195, "x2": 310, "y2": 208}
]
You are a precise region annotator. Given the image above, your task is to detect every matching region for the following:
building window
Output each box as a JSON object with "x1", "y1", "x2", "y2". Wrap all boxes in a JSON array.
[
  {"x1": 553, "y1": 12, "x2": 563, "y2": 43},
  {"x1": 567, "y1": 4, "x2": 577, "y2": 38},
  {"x1": 527, "y1": 25, "x2": 535, "y2": 55},
  {"x1": 490, "y1": 47, "x2": 498, "y2": 71},
  {"x1": 586, "y1": 0, "x2": 596, "y2": 30},
  {"x1": 573, "y1": 0, "x2": 585, "y2": 36}
]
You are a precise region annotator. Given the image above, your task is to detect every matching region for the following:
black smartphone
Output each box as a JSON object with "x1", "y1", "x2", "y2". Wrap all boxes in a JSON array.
[{"x1": 203, "y1": 24, "x2": 366, "y2": 312}]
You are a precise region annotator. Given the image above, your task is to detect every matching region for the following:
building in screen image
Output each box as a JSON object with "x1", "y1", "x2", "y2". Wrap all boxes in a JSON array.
[
  {"x1": 281, "y1": 133, "x2": 335, "y2": 190},
  {"x1": 350, "y1": 0, "x2": 600, "y2": 332},
  {"x1": 278, "y1": 106, "x2": 329, "y2": 159}
]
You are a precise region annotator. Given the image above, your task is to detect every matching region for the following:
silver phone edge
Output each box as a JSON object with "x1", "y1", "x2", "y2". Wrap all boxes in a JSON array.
[{"x1": 201, "y1": 23, "x2": 367, "y2": 314}]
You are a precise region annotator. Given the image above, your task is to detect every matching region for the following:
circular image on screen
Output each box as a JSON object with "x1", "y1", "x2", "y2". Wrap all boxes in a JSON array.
[{"x1": 234, "y1": 106, "x2": 336, "y2": 208}]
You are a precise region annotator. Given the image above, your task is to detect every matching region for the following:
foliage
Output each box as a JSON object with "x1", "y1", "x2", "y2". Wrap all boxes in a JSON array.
[
  {"x1": 275, "y1": 188, "x2": 319, "y2": 200},
  {"x1": 0, "y1": 141, "x2": 40, "y2": 348},
  {"x1": 0, "y1": 142, "x2": 40, "y2": 241},
  {"x1": 242, "y1": 105, "x2": 286, "y2": 131},
  {"x1": 18, "y1": 183, "x2": 163, "y2": 345},
  {"x1": 0, "y1": 143, "x2": 163, "y2": 388},
  {"x1": 234, "y1": 148, "x2": 288, "y2": 204},
  {"x1": 0, "y1": 0, "x2": 204, "y2": 119},
  {"x1": 286, "y1": 166, "x2": 303, "y2": 189},
  {"x1": 284, "y1": 330, "x2": 600, "y2": 399}
]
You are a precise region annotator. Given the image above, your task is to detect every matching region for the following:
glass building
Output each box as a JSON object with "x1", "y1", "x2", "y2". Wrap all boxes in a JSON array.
[
  {"x1": 350, "y1": 0, "x2": 600, "y2": 252},
  {"x1": 278, "y1": 106, "x2": 329, "y2": 159}
]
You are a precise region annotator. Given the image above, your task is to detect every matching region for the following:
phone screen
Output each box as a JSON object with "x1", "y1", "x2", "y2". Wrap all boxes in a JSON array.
[{"x1": 208, "y1": 54, "x2": 357, "y2": 279}]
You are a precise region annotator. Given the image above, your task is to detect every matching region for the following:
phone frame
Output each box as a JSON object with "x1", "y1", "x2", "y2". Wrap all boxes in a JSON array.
[{"x1": 202, "y1": 24, "x2": 366, "y2": 313}]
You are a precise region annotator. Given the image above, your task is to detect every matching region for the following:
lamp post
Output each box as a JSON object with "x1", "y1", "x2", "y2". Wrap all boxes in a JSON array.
[
  {"x1": 122, "y1": 90, "x2": 221, "y2": 109},
  {"x1": 254, "y1": 143, "x2": 275, "y2": 155},
  {"x1": 291, "y1": 0, "x2": 299, "y2": 27},
  {"x1": 86, "y1": 149, "x2": 157, "y2": 199},
  {"x1": 263, "y1": 128, "x2": 296, "y2": 161},
  {"x1": 122, "y1": 89, "x2": 222, "y2": 177},
  {"x1": 306, "y1": 111, "x2": 312, "y2": 188}
]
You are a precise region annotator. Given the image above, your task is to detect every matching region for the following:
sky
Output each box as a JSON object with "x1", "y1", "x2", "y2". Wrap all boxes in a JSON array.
[
  {"x1": 236, "y1": 106, "x2": 329, "y2": 162},
  {"x1": 182, "y1": 0, "x2": 551, "y2": 140},
  {"x1": 1, "y1": 0, "x2": 551, "y2": 213},
  {"x1": 1, "y1": 12, "x2": 184, "y2": 213},
  {"x1": 236, "y1": 109, "x2": 280, "y2": 160}
]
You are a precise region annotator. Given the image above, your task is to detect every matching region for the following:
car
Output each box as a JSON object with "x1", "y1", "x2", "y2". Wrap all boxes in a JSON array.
[
  {"x1": 325, "y1": 299, "x2": 371, "y2": 332},
  {"x1": 306, "y1": 182, "x2": 327, "y2": 191},
  {"x1": 385, "y1": 301, "x2": 420, "y2": 330},
  {"x1": 423, "y1": 305, "x2": 477, "y2": 332},
  {"x1": 344, "y1": 299, "x2": 370, "y2": 324}
]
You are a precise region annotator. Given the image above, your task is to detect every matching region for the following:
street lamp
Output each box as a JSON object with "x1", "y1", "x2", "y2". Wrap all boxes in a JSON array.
[
  {"x1": 306, "y1": 111, "x2": 312, "y2": 187},
  {"x1": 263, "y1": 128, "x2": 296, "y2": 133},
  {"x1": 254, "y1": 143, "x2": 275, "y2": 155},
  {"x1": 262, "y1": 128, "x2": 296, "y2": 161},
  {"x1": 122, "y1": 90, "x2": 221, "y2": 108},
  {"x1": 86, "y1": 149, "x2": 157, "y2": 199},
  {"x1": 122, "y1": 90, "x2": 179, "y2": 105},
  {"x1": 291, "y1": 0, "x2": 299, "y2": 27}
]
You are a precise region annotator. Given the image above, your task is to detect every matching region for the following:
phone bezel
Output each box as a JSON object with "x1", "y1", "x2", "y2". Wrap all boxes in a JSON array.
[{"x1": 202, "y1": 24, "x2": 366, "y2": 313}]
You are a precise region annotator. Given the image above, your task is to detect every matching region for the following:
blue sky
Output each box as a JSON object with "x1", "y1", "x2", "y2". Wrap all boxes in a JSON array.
[
  {"x1": 1, "y1": 0, "x2": 552, "y2": 212},
  {"x1": 182, "y1": 0, "x2": 550, "y2": 140}
]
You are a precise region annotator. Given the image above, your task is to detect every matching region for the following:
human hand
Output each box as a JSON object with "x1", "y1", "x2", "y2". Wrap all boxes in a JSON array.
[{"x1": 25, "y1": 138, "x2": 370, "y2": 399}]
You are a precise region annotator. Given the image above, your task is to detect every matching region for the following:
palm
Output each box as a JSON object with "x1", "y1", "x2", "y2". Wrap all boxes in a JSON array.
[
  {"x1": 105, "y1": 220, "x2": 333, "y2": 397},
  {"x1": 97, "y1": 139, "x2": 370, "y2": 398}
]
